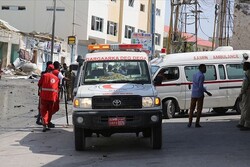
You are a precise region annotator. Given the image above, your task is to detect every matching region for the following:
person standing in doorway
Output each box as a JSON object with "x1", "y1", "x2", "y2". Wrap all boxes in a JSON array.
[
  {"x1": 237, "y1": 58, "x2": 250, "y2": 131},
  {"x1": 188, "y1": 64, "x2": 212, "y2": 128}
]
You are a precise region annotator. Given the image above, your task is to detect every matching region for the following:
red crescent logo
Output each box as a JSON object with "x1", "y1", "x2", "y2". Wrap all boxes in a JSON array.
[{"x1": 103, "y1": 84, "x2": 113, "y2": 89}]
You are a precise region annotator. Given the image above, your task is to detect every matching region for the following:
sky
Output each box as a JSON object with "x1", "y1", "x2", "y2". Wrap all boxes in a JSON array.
[{"x1": 164, "y1": 0, "x2": 218, "y2": 40}]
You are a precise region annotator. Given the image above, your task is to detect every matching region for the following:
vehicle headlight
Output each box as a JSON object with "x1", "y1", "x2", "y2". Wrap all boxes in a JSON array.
[
  {"x1": 74, "y1": 98, "x2": 92, "y2": 109},
  {"x1": 142, "y1": 97, "x2": 161, "y2": 108},
  {"x1": 142, "y1": 97, "x2": 154, "y2": 107}
]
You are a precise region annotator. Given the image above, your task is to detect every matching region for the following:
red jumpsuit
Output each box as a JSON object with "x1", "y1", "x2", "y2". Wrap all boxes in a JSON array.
[{"x1": 38, "y1": 73, "x2": 59, "y2": 125}]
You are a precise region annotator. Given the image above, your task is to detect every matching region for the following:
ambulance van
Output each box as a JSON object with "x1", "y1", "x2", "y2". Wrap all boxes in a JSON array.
[
  {"x1": 72, "y1": 44, "x2": 162, "y2": 151},
  {"x1": 152, "y1": 47, "x2": 250, "y2": 119}
]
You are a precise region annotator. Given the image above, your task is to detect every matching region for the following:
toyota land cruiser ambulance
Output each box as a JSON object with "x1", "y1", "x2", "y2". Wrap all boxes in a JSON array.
[
  {"x1": 152, "y1": 47, "x2": 250, "y2": 119},
  {"x1": 72, "y1": 44, "x2": 162, "y2": 151}
]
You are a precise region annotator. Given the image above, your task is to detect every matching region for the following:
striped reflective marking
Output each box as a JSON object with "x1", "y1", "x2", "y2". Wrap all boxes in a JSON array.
[
  {"x1": 156, "y1": 79, "x2": 243, "y2": 87},
  {"x1": 42, "y1": 88, "x2": 58, "y2": 92}
]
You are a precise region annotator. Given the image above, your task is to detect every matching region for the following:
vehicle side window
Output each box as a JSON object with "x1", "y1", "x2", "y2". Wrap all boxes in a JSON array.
[
  {"x1": 206, "y1": 65, "x2": 216, "y2": 80},
  {"x1": 184, "y1": 65, "x2": 216, "y2": 81},
  {"x1": 226, "y1": 64, "x2": 244, "y2": 79},
  {"x1": 184, "y1": 66, "x2": 197, "y2": 81},
  {"x1": 155, "y1": 67, "x2": 179, "y2": 82},
  {"x1": 218, "y1": 64, "x2": 226, "y2": 79}
]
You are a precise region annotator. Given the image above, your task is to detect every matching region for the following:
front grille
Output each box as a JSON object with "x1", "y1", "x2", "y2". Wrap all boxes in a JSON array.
[{"x1": 92, "y1": 95, "x2": 142, "y2": 109}]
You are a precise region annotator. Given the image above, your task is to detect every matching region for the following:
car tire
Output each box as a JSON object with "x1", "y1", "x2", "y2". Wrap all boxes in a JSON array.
[
  {"x1": 74, "y1": 126, "x2": 86, "y2": 151},
  {"x1": 163, "y1": 99, "x2": 177, "y2": 119},
  {"x1": 235, "y1": 98, "x2": 241, "y2": 114},
  {"x1": 150, "y1": 124, "x2": 162, "y2": 149},
  {"x1": 213, "y1": 107, "x2": 228, "y2": 114},
  {"x1": 142, "y1": 129, "x2": 151, "y2": 138}
]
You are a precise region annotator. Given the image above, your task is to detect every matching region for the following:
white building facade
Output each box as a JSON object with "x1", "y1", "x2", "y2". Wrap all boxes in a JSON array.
[{"x1": 0, "y1": 0, "x2": 166, "y2": 60}]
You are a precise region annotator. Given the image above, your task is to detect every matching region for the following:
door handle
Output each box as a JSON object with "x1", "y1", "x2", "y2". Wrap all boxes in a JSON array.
[
  {"x1": 176, "y1": 83, "x2": 181, "y2": 86},
  {"x1": 188, "y1": 84, "x2": 191, "y2": 90}
]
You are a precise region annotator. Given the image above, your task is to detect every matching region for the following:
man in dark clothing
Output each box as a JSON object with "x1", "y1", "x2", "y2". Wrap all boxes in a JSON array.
[{"x1": 188, "y1": 64, "x2": 212, "y2": 128}]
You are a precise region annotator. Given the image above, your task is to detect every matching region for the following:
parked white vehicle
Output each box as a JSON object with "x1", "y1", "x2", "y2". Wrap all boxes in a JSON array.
[{"x1": 151, "y1": 47, "x2": 250, "y2": 119}]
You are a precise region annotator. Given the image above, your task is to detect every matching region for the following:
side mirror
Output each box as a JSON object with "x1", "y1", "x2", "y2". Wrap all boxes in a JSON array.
[{"x1": 153, "y1": 76, "x2": 163, "y2": 86}]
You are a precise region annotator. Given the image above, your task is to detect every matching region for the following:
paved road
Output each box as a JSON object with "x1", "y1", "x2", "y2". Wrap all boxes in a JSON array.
[{"x1": 1, "y1": 77, "x2": 250, "y2": 167}]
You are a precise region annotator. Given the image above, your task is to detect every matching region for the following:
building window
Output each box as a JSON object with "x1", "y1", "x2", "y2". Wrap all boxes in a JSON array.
[
  {"x1": 138, "y1": 29, "x2": 146, "y2": 33},
  {"x1": 91, "y1": 16, "x2": 103, "y2": 32},
  {"x1": 107, "y1": 21, "x2": 117, "y2": 36},
  {"x1": 140, "y1": 4, "x2": 145, "y2": 12},
  {"x1": 129, "y1": 0, "x2": 134, "y2": 7},
  {"x1": 156, "y1": 8, "x2": 161, "y2": 16},
  {"x1": 155, "y1": 33, "x2": 161, "y2": 45},
  {"x1": 2, "y1": 6, "x2": 26, "y2": 11},
  {"x1": 125, "y1": 25, "x2": 135, "y2": 39},
  {"x1": 46, "y1": 6, "x2": 65, "y2": 11}
]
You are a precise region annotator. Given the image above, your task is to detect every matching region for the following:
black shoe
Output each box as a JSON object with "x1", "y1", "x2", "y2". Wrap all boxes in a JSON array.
[
  {"x1": 48, "y1": 122, "x2": 55, "y2": 128},
  {"x1": 46, "y1": 125, "x2": 51, "y2": 131},
  {"x1": 36, "y1": 121, "x2": 43, "y2": 125},
  {"x1": 236, "y1": 124, "x2": 244, "y2": 128},
  {"x1": 42, "y1": 125, "x2": 46, "y2": 132},
  {"x1": 187, "y1": 122, "x2": 192, "y2": 127},
  {"x1": 240, "y1": 127, "x2": 250, "y2": 131},
  {"x1": 195, "y1": 124, "x2": 202, "y2": 128}
]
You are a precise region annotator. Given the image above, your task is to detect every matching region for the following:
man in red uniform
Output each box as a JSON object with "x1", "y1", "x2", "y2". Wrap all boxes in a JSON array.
[
  {"x1": 38, "y1": 64, "x2": 59, "y2": 132},
  {"x1": 36, "y1": 61, "x2": 53, "y2": 125}
]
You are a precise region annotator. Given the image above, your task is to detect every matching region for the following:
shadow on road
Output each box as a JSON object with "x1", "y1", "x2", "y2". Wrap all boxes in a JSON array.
[{"x1": 18, "y1": 117, "x2": 250, "y2": 167}]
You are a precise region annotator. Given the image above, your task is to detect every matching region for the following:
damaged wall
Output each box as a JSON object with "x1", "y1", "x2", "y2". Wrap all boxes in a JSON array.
[
  {"x1": 231, "y1": 0, "x2": 250, "y2": 49},
  {"x1": 0, "y1": 29, "x2": 21, "y2": 68}
]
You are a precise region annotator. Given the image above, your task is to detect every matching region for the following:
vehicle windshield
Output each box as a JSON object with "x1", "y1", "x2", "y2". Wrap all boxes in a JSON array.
[
  {"x1": 83, "y1": 60, "x2": 151, "y2": 84},
  {"x1": 151, "y1": 65, "x2": 160, "y2": 75}
]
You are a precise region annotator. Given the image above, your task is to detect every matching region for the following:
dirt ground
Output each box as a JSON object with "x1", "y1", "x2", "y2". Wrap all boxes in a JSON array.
[{"x1": 0, "y1": 76, "x2": 72, "y2": 134}]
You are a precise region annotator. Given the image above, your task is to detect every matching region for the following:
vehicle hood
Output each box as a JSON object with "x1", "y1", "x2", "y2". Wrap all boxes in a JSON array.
[{"x1": 76, "y1": 83, "x2": 157, "y2": 97}]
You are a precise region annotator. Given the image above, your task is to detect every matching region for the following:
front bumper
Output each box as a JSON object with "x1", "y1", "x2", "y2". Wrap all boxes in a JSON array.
[{"x1": 72, "y1": 110, "x2": 162, "y2": 131}]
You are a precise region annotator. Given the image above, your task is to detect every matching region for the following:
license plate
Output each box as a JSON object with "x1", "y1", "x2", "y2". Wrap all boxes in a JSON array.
[{"x1": 108, "y1": 117, "x2": 126, "y2": 127}]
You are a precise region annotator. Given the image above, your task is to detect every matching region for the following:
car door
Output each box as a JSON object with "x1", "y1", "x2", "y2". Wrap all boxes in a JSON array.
[{"x1": 153, "y1": 66, "x2": 185, "y2": 109}]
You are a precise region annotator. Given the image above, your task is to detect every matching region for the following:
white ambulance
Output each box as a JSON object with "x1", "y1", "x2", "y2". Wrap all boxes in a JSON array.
[
  {"x1": 152, "y1": 47, "x2": 250, "y2": 119},
  {"x1": 73, "y1": 44, "x2": 162, "y2": 151}
]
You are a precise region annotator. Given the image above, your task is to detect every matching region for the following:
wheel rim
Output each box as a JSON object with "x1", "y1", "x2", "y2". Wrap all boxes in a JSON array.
[{"x1": 167, "y1": 100, "x2": 175, "y2": 116}]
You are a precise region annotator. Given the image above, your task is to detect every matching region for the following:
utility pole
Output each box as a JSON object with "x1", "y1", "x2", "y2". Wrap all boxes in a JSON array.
[
  {"x1": 167, "y1": 0, "x2": 174, "y2": 54},
  {"x1": 173, "y1": 2, "x2": 180, "y2": 53},
  {"x1": 226, "y1": 0, "x2": 231, "y2": 46},
  {"x1": 194, "y1": 0, "x2": 198, "y2": 51},
  {"x1": 212, "y1": 4, "x2": 219, "y2": 50},
  {"x1": 151, "y1": 0, "x2": 156, "y2": 59},
  {"x1": 51, "y1": 0, "x2": 56, "y2": 62},
  {"x1": 218, "y1": 0, "x2": 226, "y2": 46},
  {"x1": 71, "y1": 0, "x2": 76, "y2": 63},
  {"x1": 223, "y1": 0, "x2": 227, "y2": 46}
]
